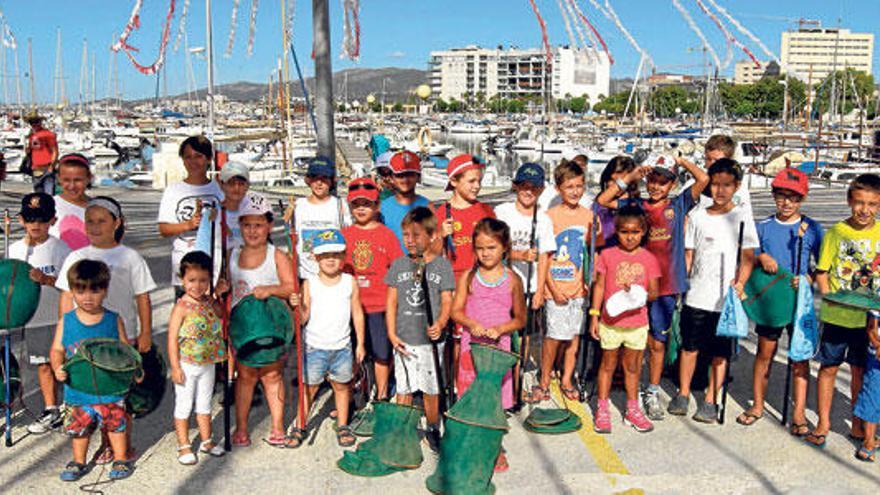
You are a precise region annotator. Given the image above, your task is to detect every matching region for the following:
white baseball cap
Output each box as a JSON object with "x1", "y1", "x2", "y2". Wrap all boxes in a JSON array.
[
  {"x1": 238, "y1": 193, "x2": 271, "y2": 217},
  {"x1": 605, "y1": 285, "x2": 648, "y2": 318},
  {"x1": 220, "y1": 161, "x2": 250, "y2": 182}
]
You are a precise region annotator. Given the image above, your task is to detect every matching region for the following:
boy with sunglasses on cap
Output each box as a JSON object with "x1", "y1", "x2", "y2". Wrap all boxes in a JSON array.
[
  {"x1": 8, "y1": 193, "x2": 71, "y2": 434},
  {"x1": 380, "y1": 150, "x2": 430, "y2": 252},
  {"x1": 342, "y1": 177, "x2": 403, "y2": 400},
  {"x1": 295, "y1": 156, "x2": 352, "y2": 279}
]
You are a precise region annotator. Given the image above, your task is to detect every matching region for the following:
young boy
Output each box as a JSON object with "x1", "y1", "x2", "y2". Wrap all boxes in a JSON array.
[
  {"x1": 295, "y1": 157, "x2": 352, "y2": 279},
  {"x1": 737, "y1": 168, "x2": 823, "y2": 432},
  {"x1": 668, "y1": 158, "x2": 758, "y2": 423},
  {"x1": 526, "y1": 161, "x2": 596, "y2": 403},
  {"x1": 219, "y1": 160, "x2": 253, "y2": 250},
  {"x1": 373, "y1": 151, "x2": 396, "y2": 201},
  {"x1": 385, "y1": 207, "x2": 455, "y2": 451},
  {"x1": 292, "y1": 229, "x2": 365, "y2": 447},
  {"x1": 380, "y1": 150, "x2": 429, "y2": 251},
  {"x1": 595, "y1": 155, "x2": 709, "y2": 420},
  {"x1": 342, "y1": 177, "x2": 403, "y2": 400},
  {"x1": 51, "y1": 259, "x2": 133, "y2": 481},
  {"x1": 806, "y1": 173, "x2": 880, "y2": 448},
  {"x1": 681, "y1": 134, "x2": 753, "y2": 212},
  {"x1": 9, "y1": 193, "x2": 71, "y2": 434}
]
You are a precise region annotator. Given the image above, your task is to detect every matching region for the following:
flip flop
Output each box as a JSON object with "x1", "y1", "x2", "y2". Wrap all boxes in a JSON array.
[
  {"x1": 524, "y1": 385, "x2": 550, "y2": 404},
  {"x1": 264, "y1": 430, "x2": 303, "y2": 449},
  {"x1": 561, "y1": 387, "x2": 579, "y2": 401},
  {"x1": 789, "y1": 422, "x2": 810, "y2": 437},
  {"x1": 232, "y1": 430, "x2": 252, "y2": 448},
  {"x1": 855, "y1": 446, "x2": 876, "y2": 463},
  {"x1": 735, "y1": 411, "x2": 763, "y2": 426},
  {"x1": 804, "y1": 432, "x2": 827, "y2": 449}
]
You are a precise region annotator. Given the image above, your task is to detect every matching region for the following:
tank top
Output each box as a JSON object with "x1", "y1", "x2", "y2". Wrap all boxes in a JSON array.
[
  {"x1": 230, "y1": 244, "x2": 280, "y2": 308},
  {"x1": 177, "y1": 297, "x2": 225, "y2": 365},
  {"x1": 462, "y1": 268, "x2": 513, "y2": 354},
  {"x1": 62, "y1": 309, "x2": 124, "y2": 406},
  {"x1": 305, "y1": 273, "x2": 353, "y2": 350}
]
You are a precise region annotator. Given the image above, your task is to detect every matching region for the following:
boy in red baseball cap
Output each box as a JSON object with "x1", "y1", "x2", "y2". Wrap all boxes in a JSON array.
[
  {"x1": 343, "y1": 177, "x2": 403, "y2": 400},
  {"x1": 736, "y1": 167, "x2": 823, "y2": 433},
  {"x1": 380, "y1": 151, "x2": 430, "y2": 252}
]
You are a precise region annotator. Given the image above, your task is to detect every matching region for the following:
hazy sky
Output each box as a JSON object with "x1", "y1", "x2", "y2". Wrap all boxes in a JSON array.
[{"x1": 1, "y1": 0, "x2": 876, "y2": 102}]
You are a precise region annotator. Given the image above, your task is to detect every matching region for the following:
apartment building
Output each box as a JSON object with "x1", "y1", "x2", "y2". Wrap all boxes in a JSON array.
[{"x1": 781, "y1": 27, "x2": 873, "y2": 81}]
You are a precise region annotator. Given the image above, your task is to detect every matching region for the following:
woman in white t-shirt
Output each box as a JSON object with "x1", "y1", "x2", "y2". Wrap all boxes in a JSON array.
[
  {"x1": 157, "y1": 136, "x2": 224, "y2": 292},
  {"x1": 50, "y1": 153, "x2": 92, "y2": 251}
]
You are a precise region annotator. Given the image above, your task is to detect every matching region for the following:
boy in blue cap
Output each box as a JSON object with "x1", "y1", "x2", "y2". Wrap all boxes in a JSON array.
[{"x1": 294, "y1": 157, "x2": 351, "y2": 279}]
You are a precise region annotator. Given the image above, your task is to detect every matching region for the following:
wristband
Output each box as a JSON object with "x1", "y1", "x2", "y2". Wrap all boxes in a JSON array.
[
  {"x1": 615, "y1": 178, "x2": 629, "y2": 191},
  {"x1": 588, "y1": 308, "x2": 601, "y2": 316}
]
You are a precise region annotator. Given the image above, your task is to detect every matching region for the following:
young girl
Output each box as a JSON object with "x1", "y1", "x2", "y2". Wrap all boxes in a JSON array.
[
  {"x1": 50, "y1": 153, "x2": 92, "y2": 251},
  {"x1": 594, "y1": 156, "x2": 640, "y2": 249},
  {"x1": 225, "y1": 193, "x2": 296, "y2": 448},
  {"x1": 451, "y1": 218, "x2": 526, "y2": 471},
  {"x1": 589, "y1": 206, "x2": 660, "y2": 434},
  {"x1": 167, "y1": 251, "x2": 226, "y2": 465}
]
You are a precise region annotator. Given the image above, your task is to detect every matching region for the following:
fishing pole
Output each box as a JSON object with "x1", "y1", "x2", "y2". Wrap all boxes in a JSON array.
[
  {"x1": 719, "y1": 221, "x2": 745, "y2": 425},
  {"x1": 281, "y1": 199, "x2": 307, "y2": 438},
  {"x1": 418, "y1": 254, "x2": 447, "y2": 420},
  {"x1": 576, "y1": 214, "x2": 599, "y2": 402},
  {"x1": 781, "y1": 221, "x2": 807, "y2": 425},
  {"x1": 219, "y1": 205, "x2": 233, "y2": 451},
  {"x1": 3, "y1": 208, "x2": 11, "y2": 446},
  {"x1": 513, "y1": 202, "x2": 539, "y2": 411}
]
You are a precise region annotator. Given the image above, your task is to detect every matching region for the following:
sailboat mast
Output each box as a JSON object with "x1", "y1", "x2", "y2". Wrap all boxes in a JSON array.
[
  {"x1": 205, "y1": 0, "x2": 216, "y2": 140},
  {"x1": 27, "y1": 37, "x2": 35, "y2": 109},
  {"x1": 281, "y1": 0, "x2": 294, "y2": 172}
]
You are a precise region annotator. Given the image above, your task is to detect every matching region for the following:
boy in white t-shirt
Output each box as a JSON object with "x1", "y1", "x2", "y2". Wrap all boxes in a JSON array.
[
  {"x1": 294, "y1": 157, "x2": 352, "y2": 279},
  {"x1": 668, "y1": 159, "x2": 758, "y2": 424},
  {"x1": 9, "y1": 193, "x2": 71, "y2": 434}
]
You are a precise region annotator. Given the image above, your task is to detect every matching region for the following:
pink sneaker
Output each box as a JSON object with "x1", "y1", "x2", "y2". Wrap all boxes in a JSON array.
[
  {"x1": 624, "y1": 405, "x2": 654, "y2": 433},
  {"x1": 593, "y1": 400, "x2": 612, "y2": 434}
]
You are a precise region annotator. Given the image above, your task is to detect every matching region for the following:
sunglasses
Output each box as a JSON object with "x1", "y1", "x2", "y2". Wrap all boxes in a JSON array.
[{"x1": 349, "y1": 183, "x2": 377, "y2": 191}]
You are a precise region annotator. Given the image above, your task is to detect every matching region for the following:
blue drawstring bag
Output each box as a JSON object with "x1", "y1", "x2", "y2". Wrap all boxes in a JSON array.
[
  {"x1": 789, "y1": 275, "x2": 819, "y2": 362},
  {"x1": 716, "y1": 287, "x2": 749, "y2": 339}
]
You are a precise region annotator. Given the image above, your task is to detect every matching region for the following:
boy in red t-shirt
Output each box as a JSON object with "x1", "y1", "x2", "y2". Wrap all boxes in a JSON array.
[
  {"x1": 342, "y1": 177, "x2": 403, "y2": 400},
  {"x1": 26, "y1": 115, "x2": 59, "y2": 176}
]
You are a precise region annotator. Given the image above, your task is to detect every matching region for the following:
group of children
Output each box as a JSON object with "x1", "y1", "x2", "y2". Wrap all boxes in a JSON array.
[{"x1": 9, "y1": 132, "x2": 880, "y2": 483}]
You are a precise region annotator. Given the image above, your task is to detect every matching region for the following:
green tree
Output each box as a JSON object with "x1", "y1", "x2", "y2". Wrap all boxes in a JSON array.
[
  {"x1": 447, "y1": 98, "x2": 464, "y2": 112},
  {"x1": 593, "y1": 91, "x2": 628, "y2": 114},
  {"x1": 392, "y1": 102, "x2": 404, "y2": 113},
  {"x1": 814, "y1": 69, "x2": 875, "y2": 115}
]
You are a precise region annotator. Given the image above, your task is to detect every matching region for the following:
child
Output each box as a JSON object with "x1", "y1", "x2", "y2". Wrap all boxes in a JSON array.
[
  {"x1": 295, "y1": 156, "x2": 351, "y2": 279},
  {"x1": 853, "y1": 315, "x2": 880, "y2": 461},
  {"x1": 681, "y1": 134, "x2": 753, "y2": 211},
  {"x1": 167, "y1": 251, "x2": 226, "y2": 465},
  {"x1": 736, "y1": 168, "x2": 822, "y2": 432},
  {"x1": 806, "y1": 173, "x2": 880, "y2": 448},
  {"x1": 290, "y1": 229, "x2": 366, "y2": 447},
  {"x1": 380, "y1": 150, "x2": 429, "y2": 251},
  {"x1": 589, "y1": 206, "x2": 660, "y2": 433},
  {"x1": 9, "y1": 193, "x2": 71, "y2": 434},
  {"x1": 668, "y1": 159, "x2": 758, "y2": 423},
  {"x1": 373, "y1": 151, "x2": 396, "y2": 201},
  {"x1": 219, "y1": 160, "x2": 253, "y2": 251},
  {"x1": 385, "y1": 207, "x2": 455, "y2": 451},
  {"x1": 451, "y1": 218, "x2": 526, "y2": 469},
  {"x1": 51, "y1": 259, "x2": 133, "y2": 481},
  {"x1": 594, "y1": 156, "x2": 639, "y2": 248},
  {"x1": 595, "y1": 154, "x2": 709, "y2": 420},
  {"x1": 158, "y1": 135, "x2": 223, "y2": 295},
  {"x1": 226, "y1": 193, "x2": 296, "y2": 447},
  {"x1": 537, "y1": 154, "x2": 593, "y2": 212},
  {"x1": 50, "y1": 153, "x2": 92, "y2": 250},
  {"x1": 342, "y1": 177, "x2": 403, "y2": 400},
  {"x1": 527, "y1": 160, "x2": 597, "y2": 403}
]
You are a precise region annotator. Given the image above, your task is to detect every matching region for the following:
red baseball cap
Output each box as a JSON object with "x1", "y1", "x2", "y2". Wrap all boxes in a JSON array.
[
  {"x1": 445, "y1": 154, "x2": 485, "y2": 190},
  {"x1": 389, "y1": 151, "x2": 421, "y2": 175},
  {"x1": 347, "y1": 177, "x2": 380, "y2": 203},
  {"x1": 771, "y1": 167, "x2": 808, "y2": 197}
]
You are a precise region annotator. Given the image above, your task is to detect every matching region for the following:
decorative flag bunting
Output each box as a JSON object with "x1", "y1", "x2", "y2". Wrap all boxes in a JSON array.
[
  {"x1": 527, "y1": 0, "x2": 553, "y2": 67},
  {"x1": 247, "y1": 0, "x2": 259, "y2": 56},
  {"x1": 671, "y1": 0, "x2": 720, "y2": 69},
  {"x1": 225, "y1": 0, "x2": 241, "y2": 58},
  {"x1": 570, "y1": 0, "x2": 614, "y2": 64},
  {"x1": 694, "y1": 0, "x2": 758, "y2": 69},
  {"x1": 112, "y1": 0, "x2": 176, "y2": 76},
  {"x1": 173, "y1": 0, "x2": 189, "y2": 52},
  {"x1": 341, "y1": 0, "x2": 360, "y2": 60}
]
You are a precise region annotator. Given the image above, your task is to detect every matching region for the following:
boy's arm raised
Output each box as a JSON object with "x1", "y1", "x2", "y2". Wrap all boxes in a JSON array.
[{"x1": 676, "y1": 156, "x2": 710, "y2": 201}]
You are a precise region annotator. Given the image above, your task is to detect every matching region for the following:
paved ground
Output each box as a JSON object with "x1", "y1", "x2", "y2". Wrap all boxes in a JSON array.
[{"x1": 1, "y1": 181, "x2": 878, "y2": 494}]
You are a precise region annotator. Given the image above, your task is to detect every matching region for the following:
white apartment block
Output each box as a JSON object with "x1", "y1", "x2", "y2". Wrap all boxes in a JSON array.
[
  {"x1": 781, "y1": 27, "x2": 873, "y2": 82},
  {"x1": 428, "y1": 45, "x2": 610, "y2": 104},
  {"x1": 733, "y1": 60, "x2": 780, "y2": 85}
]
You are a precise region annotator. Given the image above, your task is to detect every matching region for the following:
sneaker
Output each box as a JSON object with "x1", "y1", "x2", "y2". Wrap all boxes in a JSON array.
[
  {"x1": 593, "y1": 401, "x2": 612, "y2": 434},
  {"x1": 692, "y1": 402, "x2": 719, "y2": 424},
  {"x1": 624, "y1": 406, "x2": 654, "y2": 433},
  {"x1": 667, "y1": 395, "x2": 690, "y2": 416},
  {"x1": 643, "y1": 388, "x2": 665, "y2": 421},
  {"x1": 426, "y1": 426, "x2": 441, "y2": 454},
  {"x1": 27, "y1": 408, "x2": 63, "y2": 434}
]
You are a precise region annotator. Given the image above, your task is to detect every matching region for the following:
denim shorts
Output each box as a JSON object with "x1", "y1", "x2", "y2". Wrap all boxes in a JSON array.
[
  {"x1": 815, "y1": 322, "x2": 868, "y2": 368},
  {"x1": 304, "y1": 344, "x2": 353, "y2": 385},
  {"x1": 648, "y1": 295, "x2": 678, "y2": 343}
]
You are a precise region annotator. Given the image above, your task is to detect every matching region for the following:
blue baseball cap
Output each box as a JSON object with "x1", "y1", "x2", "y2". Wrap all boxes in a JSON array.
[
  {"x1": 513, "y1": 162, "x2": 545, "y2": 186},
  {"x1": 307, "y1": 156, "x2": 336, "y2": 178},
  {"x1": 311, "y1": 229, "x2": 346, "y2": 255}
]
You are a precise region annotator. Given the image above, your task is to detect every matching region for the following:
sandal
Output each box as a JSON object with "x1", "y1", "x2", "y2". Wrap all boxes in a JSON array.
[
  {"x1": 264, "y1": 429, "x2": 302, "y2": 449},
  {"x1": 94, "y1": 445, "x2": 114, "y2": 465},
  {"x1": 177, "y1": 444, "x2": 197, "y2": 466},
  {"x1": 789, "y1": 422, "x2": 810, "y2": 437},
  {"x1": 336, "y1": 425, "x2": 356, "y2": 447},
  {"x1": 855, "y1": 446, "x2": 876, "y2": 463},
  {"x1": 199, "y1": 439, "x2": 226, "y2": 457},
  {"x1": 232, "y1": 430, "x2": 252, "y2": 447},
  {"x1": 735, "y1": 411, "x2": 763, "y2": 426},
  {"x1": 59, "y1": 461, "x2": 90, "y2": 482},
  {"x1": 108, "y1": 460, "x2": 135, "y2": 481},
  {"x1": 804, "y1": 432, "x2": 827, "y2": 450},
  {"x1": 524, "y1": 385, "x2": 550, "y2": 404},
  {"x1": 561, "y1": 387, "x2": 579, "y2": 401}
]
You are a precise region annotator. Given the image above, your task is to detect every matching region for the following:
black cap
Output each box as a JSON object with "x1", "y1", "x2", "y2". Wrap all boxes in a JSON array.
[{"x1": 20, "y1": 192, "x2": 55, "y2": 222}]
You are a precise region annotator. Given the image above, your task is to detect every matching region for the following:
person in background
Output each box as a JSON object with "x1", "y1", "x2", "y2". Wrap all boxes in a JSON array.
[{"x1": 25, "y1": 113, "x2": 59, "y2": 195}]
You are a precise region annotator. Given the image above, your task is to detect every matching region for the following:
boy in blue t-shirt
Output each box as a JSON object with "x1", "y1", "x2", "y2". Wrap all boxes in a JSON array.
[
  {"x1": 736, "y1": 169, "x2": 823, "y2": 433},
  {"x1": 380, "y1": 151, "x2": 429, "y2": 252}
]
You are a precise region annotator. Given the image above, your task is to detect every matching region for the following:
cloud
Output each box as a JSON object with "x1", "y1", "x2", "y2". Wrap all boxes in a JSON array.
[{"x1": 388, "y1": 51, "x2": 406, "y2": 59}]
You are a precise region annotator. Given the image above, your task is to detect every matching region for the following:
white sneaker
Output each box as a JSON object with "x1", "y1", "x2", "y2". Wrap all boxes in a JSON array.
[{"x1": 27, "y1": 408, "x2": 62, "y2": 434}]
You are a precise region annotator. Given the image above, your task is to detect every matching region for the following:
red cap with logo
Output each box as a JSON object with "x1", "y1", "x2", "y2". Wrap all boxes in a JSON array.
[
  {"x1": 445, "y1": 154, "x2": 485, "y2": 190},
  {"x1": 771, "y1": 167, "x2": 808, "y2": 197},
  {"x1": 389, "y1": 151, "x2": 421, "y2": 175},
  {"x1": 347, "y1": 177, "x2": 380, "y2": 203}
]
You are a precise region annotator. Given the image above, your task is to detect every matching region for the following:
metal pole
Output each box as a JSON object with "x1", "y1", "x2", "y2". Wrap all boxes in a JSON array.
[
  {"x1": 312, "y1": 0, "x2": 336, "y2": 160},
  {"x1": 205, "y1": 0, "x2": 215, "y2": 141}
]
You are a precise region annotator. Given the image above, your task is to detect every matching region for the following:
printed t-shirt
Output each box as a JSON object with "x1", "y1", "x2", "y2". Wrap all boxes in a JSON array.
[
  {"x1": 684, "y1": 205, "x2": 760, "y2": 312},
  {"x1": 433, "y1": 201, "x2": 495, "y2": 277},
  {"x1": 493, "y1": 202, "x2": 557, "y2": 293},
  {"x1": 380, "y1": 194, "x2": 430, "y2": 253},
  {"x1": 50, "y1": 196, "x2": 89, "y2": 250},
  {"x1": 538, "y1": 187, "x2": 593, "y2": 212},
  {"x1": 755, "y1": 215, "x2": 824, "y2": 275},
  {"x1": 384, "y1": 256, "x2": 455, "y2": 346},
  {"x1": 639, "y1": 188, "x2": 697, "y2": 296},
  {"x1": 157, "y1": 180, "x2": 224, "y2": 285},
  {"x1": 816, "y1": 221, "x2": 880, "y2": 328},
  {"x1": 57, "y1": 244, "x2": 157, "y2": 340},
  {"x1": 28, "y1": 128, "x2": 57, "y2": 169},
  {"x1": 596, "y1": 246, "x2": 660, "y2": 328},
  {"x1": 342, "y1": 223, "x2": 403, "y2": 313},
  {"x1": 9, "y1": 236, "x2": 70, "y2": 328},
  {"x1": 294, "y1": 196, "x2": 352, "y2": 279},
  {"x1": 546, "y1": 204, "x2": 595, "y2": 299}
]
